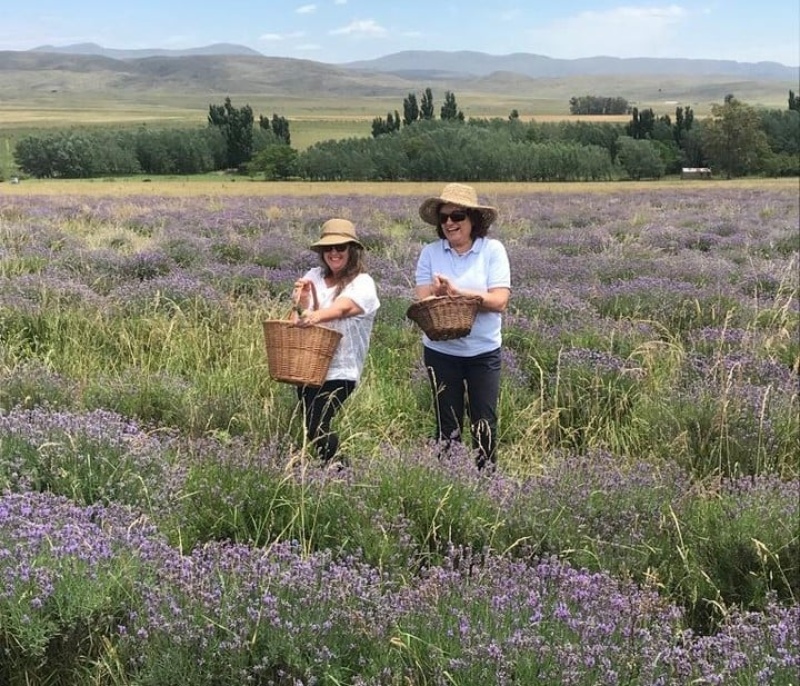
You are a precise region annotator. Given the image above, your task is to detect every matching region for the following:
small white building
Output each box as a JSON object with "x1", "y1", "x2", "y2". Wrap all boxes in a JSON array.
[{"x1": 681, "y1": 167, "x2": 711, "y2": 179}]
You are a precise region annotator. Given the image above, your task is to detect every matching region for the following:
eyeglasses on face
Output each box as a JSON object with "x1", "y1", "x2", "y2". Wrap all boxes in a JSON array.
[
  {"x1": 322, "y1": 243, "x2": 350, "y2": 253},
  {"x1": 439, "y1": 210, "x2": 469, "y2": 224}
]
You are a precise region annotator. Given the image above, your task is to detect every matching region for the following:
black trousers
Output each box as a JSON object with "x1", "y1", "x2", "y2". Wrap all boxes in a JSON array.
[
  {"x1": 297, "y1": 379, "x2": 355, "y2": 463},
  {"x1": 424, "y1": 346, "x2": 501, "y2": 468}
]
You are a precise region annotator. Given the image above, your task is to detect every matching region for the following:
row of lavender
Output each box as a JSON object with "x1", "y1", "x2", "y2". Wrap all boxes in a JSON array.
[{"x1": 0, "y1": 187, "x2": 798, "y2": 684}]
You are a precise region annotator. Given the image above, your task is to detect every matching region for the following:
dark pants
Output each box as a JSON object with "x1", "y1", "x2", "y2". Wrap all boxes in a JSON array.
[
  {"x1": 424, "y1": 346, "x2": 501, "y2": 468},
  {"x1": 297, "y1": 380, "x2": 355, "y2": 463}
]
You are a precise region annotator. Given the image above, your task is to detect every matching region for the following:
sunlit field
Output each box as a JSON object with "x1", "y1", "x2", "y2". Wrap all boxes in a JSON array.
[
  {"x1": 0, "y1": 79, "x2": 772, "y2": 176},
  {"x1": 0, "y1": 181, "x2": 798, "y2": 684}
]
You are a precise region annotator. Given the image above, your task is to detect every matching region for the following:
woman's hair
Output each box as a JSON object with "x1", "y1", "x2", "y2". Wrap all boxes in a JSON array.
[
  {"x1": 434, "y1": 207, "x2": 490, "y2": 240},
  {"x1": 317, "y1": 243, "x2": 366, "y2": 295}
]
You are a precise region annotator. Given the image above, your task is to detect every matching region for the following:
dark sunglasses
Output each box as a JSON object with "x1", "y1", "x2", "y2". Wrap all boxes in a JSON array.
[
  {"x1": 439, "y1": 210, "x2": 469, "y2": 224},
  {"x1": 322, "y1": 243, "x2": 350, "y2": 253}
]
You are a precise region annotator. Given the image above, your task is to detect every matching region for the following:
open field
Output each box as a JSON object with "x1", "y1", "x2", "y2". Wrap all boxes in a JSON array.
[
  {"x1": 0, "y1": 182, "x2": 797, "y2": 683},
  {"x1": 2, "y1": 175, "x2": 798, "y2": 199},
  {"x1": 1, "y1": 62, "x2": 795, "y2": 176}
]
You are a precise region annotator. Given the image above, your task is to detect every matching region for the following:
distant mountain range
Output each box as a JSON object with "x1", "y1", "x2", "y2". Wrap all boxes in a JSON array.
[
  {"x1": 1, "y1": 43, "x2": 796, "y2": 111},
  {"x1": 30, "y1": 42, "x2": 263, "y2": 60},
  {"x1": 26, "y1": 43, "x2": 800, "y2": 81},
  {"x1": 342, "y1": 50, "x2": 797, "y2": 81}
]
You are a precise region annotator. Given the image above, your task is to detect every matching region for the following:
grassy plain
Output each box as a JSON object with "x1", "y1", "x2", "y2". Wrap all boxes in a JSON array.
[
  {"x1": 0, "y1": 78, "x2": 786, "y2": 177},
  {"x1": 2, "y1": 175, "x2": 798, "y2": 199}
]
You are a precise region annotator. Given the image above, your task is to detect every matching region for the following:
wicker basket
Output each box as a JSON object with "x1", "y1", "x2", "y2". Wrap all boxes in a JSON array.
[
  {"x1": 406, "y1": 295, "x2": 482, "y2": 341},
  {"x1": 263, "y1": 282, "x2": 342, "y2": 386}
]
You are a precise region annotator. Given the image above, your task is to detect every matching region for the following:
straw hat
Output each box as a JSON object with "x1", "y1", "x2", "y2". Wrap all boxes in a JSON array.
[
  {"x1": 418, "y1": 183, "x2": 498, "y2": 228},
  {"x1": 310, "y1": 218, "x2": 364, "y2": 250}
]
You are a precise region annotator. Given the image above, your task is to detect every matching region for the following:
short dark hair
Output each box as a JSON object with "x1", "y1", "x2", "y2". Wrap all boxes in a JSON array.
[{"x1": 435, "y1": 207, "x2": 489, "y2": 240}]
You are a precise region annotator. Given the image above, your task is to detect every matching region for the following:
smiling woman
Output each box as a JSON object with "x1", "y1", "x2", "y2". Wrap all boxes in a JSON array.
[{"x1": 289, "y1": 217, "x2": 380, "y2": 466}]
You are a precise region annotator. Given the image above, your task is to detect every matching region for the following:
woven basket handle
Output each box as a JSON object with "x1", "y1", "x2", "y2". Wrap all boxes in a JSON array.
[{"x1": 290, "y1": 280, "x2": 320, "y2": 319}]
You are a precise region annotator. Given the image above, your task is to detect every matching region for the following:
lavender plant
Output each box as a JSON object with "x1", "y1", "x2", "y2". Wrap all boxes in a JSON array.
[{"x1": 0, "y1": 186, "x2": 797, "y2": 683}]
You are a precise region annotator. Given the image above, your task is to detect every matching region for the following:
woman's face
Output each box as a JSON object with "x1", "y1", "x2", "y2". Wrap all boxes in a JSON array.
[
  {"x1": 321, "y1": 242, "x2": 351, "y2": 275},
  {"x1": 438, "y1": 204, "x2": 473, "y2": 251}
]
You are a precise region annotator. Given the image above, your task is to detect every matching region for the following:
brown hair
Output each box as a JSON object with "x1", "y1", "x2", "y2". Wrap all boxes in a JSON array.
[{"x1": 317, "y1": 243, "x2": 366, "y2": 295}]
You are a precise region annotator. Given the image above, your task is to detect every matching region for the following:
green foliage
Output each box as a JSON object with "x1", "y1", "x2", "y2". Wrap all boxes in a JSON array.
[
  {"x1": 208, "y1": 97, "x2": 255, "y2": 169},
  {"x1": 299, "y1": 119, "x2": 616, "y2": 181},
  {"x1": 247, "y1": 143, "x2": 298, "y2": 179},
  {"x1": 259, "y1": 112, "x2": 291, "y2": 145},
  {"x1": 403, "y1": 92, "x2": 420, "y2": 125},
  {"x1": 371, "y1": 110, "x2": 402, "y2": 138},
  {"x1": 13, "y1": 126, "x2": 227, "y2": 178},
  {"x1": 617, "y1": 136, "x2": 666, "y2": 179},
  {"x1": 0, "y1": 189, "x2": 797, "y2": 683},
  {"x1": 439, "y1": 90, "x2": 464, "y2": 121},
  {"x1": 569, "y1": 95, "x2": 629, "y2": 114},
  {"x1": 702, "y1": 96, "x2": 772, "y2": 178}
]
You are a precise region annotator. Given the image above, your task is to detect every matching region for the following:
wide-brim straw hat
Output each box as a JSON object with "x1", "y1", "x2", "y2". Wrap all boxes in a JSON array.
[
  {"x1": 419, "y1": 183, "x2": 498, "y2": 228},
  {"x1": 310, "y1": 218, "x2": 364, "y2": 250}
]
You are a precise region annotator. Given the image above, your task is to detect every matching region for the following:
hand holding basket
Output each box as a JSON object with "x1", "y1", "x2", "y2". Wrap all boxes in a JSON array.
[
  {"x1": 263, "y1": 282, "x2": 342, "y2": 386},
  {"x1": 406, "y1": 294, "x2": 482, "y2": 341}
]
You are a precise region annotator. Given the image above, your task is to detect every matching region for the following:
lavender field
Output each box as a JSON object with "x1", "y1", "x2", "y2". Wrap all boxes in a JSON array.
[{"x1": 0, "y1": 185, "x2": 798, "y2": 685}]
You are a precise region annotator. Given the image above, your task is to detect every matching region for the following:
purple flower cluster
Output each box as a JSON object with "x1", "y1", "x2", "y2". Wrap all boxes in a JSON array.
[{"x1": 0, "y1": 187, "x2": 797, "y2": 683}]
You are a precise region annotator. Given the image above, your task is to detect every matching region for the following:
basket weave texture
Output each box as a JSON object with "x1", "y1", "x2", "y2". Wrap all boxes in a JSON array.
[
  {"x1": 263, "y1": 282, "x2": 342, "y2": 386},
  {"x1": 263, "y1": 320, "x2": 342, "y2": 386},
  {"x1": 406, "y1": 295, "x2": 482, "y2": 341}
]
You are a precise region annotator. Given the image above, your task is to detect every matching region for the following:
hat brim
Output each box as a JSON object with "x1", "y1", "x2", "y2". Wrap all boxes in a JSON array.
[
  {"x1": 310, "y1": 235, "x2": 364, "y2": 250},
  {"x1": 418, "y1": 197, "x2": 498, "y2": 228}
]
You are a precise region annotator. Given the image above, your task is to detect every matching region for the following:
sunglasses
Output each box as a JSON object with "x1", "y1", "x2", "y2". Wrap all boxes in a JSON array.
[
  {"x1": 322, "y1": 243, "x2": 350, "y2": 253},
  {"x1": 439, "y1": 210, "x2": 469, "y2": 224}
]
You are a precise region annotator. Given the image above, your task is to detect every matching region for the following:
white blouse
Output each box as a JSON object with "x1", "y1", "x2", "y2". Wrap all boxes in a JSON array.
[{"x1": 302, "y1": 267, "x2": 380, "y2": 383}]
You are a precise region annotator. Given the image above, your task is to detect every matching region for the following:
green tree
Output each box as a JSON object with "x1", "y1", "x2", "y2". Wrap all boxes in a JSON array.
[
  {"x1": 569, "y1": 95, "x2": 629, "y2": 115},
  {"x1": 617, "y1": 136, "x2": 665, "y2": 180},
  {"x1": 371, "y1": 111, "x2": 401, "y2": 138},
  {"x1": 248, "y1": 145, "x2": 298, "y2": 180},
  {"x1": 259, "y1": 114, "x2": 291, "y2": 146},
  {"x1": 789, "y1": 90, "x2": 800, "y2": 112},
  {"x1": 403, "y1": 93, "x2": 420, "y2": 126},
  {"x1": 208, "y1": 97, "x2": 254, "y2": 169},
  {"x1": 626, "y1": 107, "x2": 657, "y2": 140},
  {"x1": 702, "y1": 96, "x2": 770, "y2": 178},
  {"x1": 440, "y1": 91, "x2": 464, "y2": 121},
  {"x1": 420, "y1": 88, "x2": 435, "y2": 120}
]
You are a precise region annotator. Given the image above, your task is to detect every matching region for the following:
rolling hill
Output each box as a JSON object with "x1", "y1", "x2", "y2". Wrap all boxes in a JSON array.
[{"x1": 0, "y1": 44, "x2": 797, "y2": 116}]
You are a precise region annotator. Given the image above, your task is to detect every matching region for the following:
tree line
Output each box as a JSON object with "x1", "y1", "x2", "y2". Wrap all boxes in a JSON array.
[{"x1": 11, "y1": 90, "x2": 800, "y2": 182}]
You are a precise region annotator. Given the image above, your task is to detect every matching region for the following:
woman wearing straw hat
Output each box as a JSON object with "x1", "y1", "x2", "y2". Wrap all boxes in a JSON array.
[
  {"x1": 415, "y1": 183, "x2": 511, "y2": 469},
  {"x1": 292, "y1": 218, "x2": 380, "y2": 465}
]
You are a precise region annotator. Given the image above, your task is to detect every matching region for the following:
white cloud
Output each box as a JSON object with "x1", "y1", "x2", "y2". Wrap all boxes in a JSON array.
[
  {"x1": 329, "y1": 19, "x2": 387, "y2": 37},
  {"x1": 526, "y1": 5, "x2": 690, "y2": 59},
  {"x1": 295, "y1": 43, "x2": 322, "y2": 52},
  {"x1": 296, "y1": 4, "x2": 317, "y2": 14},
  {"x1": 259, "y1": 31, "x2": 306, "y2": 42},
  {"x1": 334, "y1": 0, "x2": 347, "y2": 5}
]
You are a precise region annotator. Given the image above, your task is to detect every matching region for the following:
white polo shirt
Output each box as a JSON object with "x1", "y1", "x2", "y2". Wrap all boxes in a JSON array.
[{"x1": 415, "y1": 237, "x2": 511, "y2": 357}]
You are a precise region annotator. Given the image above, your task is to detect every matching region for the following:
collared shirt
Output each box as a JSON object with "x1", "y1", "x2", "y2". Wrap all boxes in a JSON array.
[
  {"x1": 302, "y1": 268, "x2": 380, "y2": 382},
  {"x1": 415, "y1": 237, "x2": 511, "y2": 357}
]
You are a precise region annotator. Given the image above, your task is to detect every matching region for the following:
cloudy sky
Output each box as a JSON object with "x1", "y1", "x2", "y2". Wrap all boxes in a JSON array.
[{"x1": 2, "y1": 1, "x2": 798, "y2": 67}]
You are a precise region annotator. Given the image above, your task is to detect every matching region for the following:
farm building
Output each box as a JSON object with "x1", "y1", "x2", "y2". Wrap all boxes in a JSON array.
[{"x1": 681, "y1": 167, "x2": 712, "y2": 179}]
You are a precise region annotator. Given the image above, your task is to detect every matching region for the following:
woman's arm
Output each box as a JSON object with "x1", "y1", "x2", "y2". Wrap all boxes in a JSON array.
[
  {"x1": 297, "y1": 296, "x2": 363, "y2": 327},
  {"x1": 415, "y1": 284, "x2": 435, "y2": 300},
  {"x1": 428, "y1": 274, "x2": 510, "y2": 313}
]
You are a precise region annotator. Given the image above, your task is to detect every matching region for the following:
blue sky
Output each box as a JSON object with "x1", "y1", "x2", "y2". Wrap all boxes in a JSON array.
[{"x1": 2, "y1": 1, "x2": 798, "y2": 67}]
